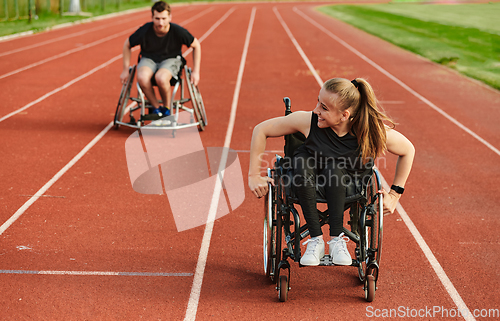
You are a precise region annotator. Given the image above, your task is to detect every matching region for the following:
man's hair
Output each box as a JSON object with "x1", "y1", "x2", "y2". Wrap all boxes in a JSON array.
[{"x1": 151, "y1": 1, "x2": 171, "y2": 15}]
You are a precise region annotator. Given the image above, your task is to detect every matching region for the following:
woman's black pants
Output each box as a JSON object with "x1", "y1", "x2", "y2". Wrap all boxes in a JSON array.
[{"x1": 293, "y1": 149, "x2": 352, "y2": 237}]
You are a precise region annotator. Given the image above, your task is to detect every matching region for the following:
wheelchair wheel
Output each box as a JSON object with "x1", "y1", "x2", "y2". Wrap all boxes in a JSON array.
[
  {"x1": 185, "y1": 67, "x2": 207, "y2": 131},
  {"x1": 193, "y1": 85, "x2": 207, "y2": 126},
  {"x1": 114, "y1": 66, "x2": 136, "y2": 129},
  {"x1": 263, "y1": 169, "x2": 281, "y2": 282},
  {"x1": 365, "y1": 274, "x2": 376, "y2": 302},
  {"x1": 278, "y1": 275, "x2": 288, "y2": 302},
  {"x1": 357, "y1": 169, "x2": 383, "y2": 284},
  {"x1": 263, "y1": 170, "x2": 277, "y2": 281}
]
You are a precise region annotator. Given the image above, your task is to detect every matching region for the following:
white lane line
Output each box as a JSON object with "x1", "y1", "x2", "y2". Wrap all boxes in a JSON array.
[
  {"x1": 0, "y1": 7, "x2": 215, "y2": 80},
  {"x1": 183, "y1": 7, "x2": 236, "y2": 57},
  {"x1": 279, "y1": 7, "x2": 476, "y2": 321},
  {"x1": 0, "y1": 28, "x2": 135, "y2": 81},
  {"x1": 0, "y1": 53, "x2": 128, "y2": 123},
  {"x1": 183, "y1": 7, "x2": 256, "y2": 321},
  {"x1": 0, "y1": 269, "x2": 192, "y2": 276},
  {"x1": 273, "y1": 7, "x2": 322, "y2": 86},
  {"x1": 0, "y1": 17, "x2": 143, "y2": 58},
  {"x1": 0, "y1": 7, "x2": 150, "y2": 43},
  {"x1": 0, "y1": 99, "x2": 131, "y2": 234},
  {"x1": 0, "y1": 9, "x2": 231, "y2": 231},
  {"x1": 0, "y1": 121, "x2": 114, "y2": 236},
  {"x1": 0, "y1": 10, "x2": 214, "y2": 124},
  {"x1": 293, "y1": 7, "x2": 500, "y2": 158},
  {"x1": 179, "y1": 7, "x2": 215, "y2": 26},
  {"x1": 377, "y1": 175, "x2": 476, "y2": 321},
  {"x1": 0, "y1": 7, "x2": 209, "y2": 57}
]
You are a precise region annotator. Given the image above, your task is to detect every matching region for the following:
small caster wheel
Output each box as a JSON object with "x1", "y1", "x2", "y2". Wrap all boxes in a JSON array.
[
  {"x1": 364, "y1": 275, "x2": 376, "y2": 302},
  {"x1": 278, "y1": 275, "x2": 288, "y2": 302}
]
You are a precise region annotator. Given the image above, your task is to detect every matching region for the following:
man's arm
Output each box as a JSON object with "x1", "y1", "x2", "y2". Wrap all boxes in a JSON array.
[
  {"x1": 189, "y1": 38, "x2": 201, "y2": 86},
  {"x1": 120, "y1": 38, "x2": 132, "y2": 84}
]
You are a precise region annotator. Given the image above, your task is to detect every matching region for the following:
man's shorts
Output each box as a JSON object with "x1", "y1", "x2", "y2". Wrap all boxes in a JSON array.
[{"x1": 138, "y1": 56, "x2": 183, "y2": 80}]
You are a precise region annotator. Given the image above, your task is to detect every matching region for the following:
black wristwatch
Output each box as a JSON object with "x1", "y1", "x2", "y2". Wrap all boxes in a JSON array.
[{"x1": 391, "y1": 185, "x2": 405, "y2": 195}]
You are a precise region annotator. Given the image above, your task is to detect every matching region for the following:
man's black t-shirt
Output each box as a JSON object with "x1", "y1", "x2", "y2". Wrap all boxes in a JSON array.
[{"x1": 129, "y1": 22, "x2": 195, "y2": 62}]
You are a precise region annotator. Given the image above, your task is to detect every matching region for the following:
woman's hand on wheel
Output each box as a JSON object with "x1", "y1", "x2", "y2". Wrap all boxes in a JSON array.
[
  {"x1": 379, "y1": 189, "x2": 400, "y2": 215},
  {"x1": 249, "y1": 175, "x2": 274, "y2": 198}
]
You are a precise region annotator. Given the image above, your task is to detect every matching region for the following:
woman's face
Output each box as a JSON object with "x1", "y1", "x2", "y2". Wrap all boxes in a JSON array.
[{"x1": 313, "y1": 87, "x2": 345, "y2": 129}]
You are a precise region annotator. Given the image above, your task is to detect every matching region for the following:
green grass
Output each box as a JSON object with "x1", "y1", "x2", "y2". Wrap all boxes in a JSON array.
[
  {"x1": 317, "y1": 3, "x2": 500, "y2": 90},
  {"x1": 0, "y1": 0, "x2": 196, "y2": 37}
]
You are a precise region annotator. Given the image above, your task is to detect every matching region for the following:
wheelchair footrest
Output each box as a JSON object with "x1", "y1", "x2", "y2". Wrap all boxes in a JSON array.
[
  {"x1": 140, "y1": 114, "x2": 162, "y2": 121},
  {"x1": 299, "y1": 256, "x2": 358, "y2": 267}
]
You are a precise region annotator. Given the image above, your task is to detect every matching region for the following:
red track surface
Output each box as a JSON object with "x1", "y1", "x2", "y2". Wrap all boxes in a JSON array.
[{"x1": 1, "y1": 2, "x2": 499, "y2": 320}]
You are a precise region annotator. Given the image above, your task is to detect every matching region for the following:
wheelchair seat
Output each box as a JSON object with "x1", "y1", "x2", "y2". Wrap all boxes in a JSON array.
[
  {"x1": 113, "y1": 56, "x2": 207, "y2": 133},
  {"x1": 280, "y1": 157, "x2": 370, "y2": 208}
]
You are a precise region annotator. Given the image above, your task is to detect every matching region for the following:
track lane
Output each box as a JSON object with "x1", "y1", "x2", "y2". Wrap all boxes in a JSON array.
[
  {"x1": 0, "y1": 3, "x2": 247, "y2": 320},
  {"x1": 0, "y1": 6, "x2": 213, "y2": 116},
  {"x1": 0, "y1": 5, "x2": 233, "y2": 221},
  {"x1": 1, "y1": 2, "x2": 499, "y2": 320},
  {"x1": 283, "y1": 3, "x2": 499, "y2": 316},
  {"x1": 193, "y1": 4, "x2": 464, "y2": 320}
]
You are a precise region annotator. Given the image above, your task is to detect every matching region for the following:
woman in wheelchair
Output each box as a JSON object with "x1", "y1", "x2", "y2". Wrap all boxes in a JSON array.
[{"x1": 249, "y1": 78, "x2": 414, "y2": 267}]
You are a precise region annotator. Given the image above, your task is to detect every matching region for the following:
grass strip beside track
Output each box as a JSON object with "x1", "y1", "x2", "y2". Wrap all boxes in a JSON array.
[
  {"x1": 0, "y1": 0, "x2": 205, "y2": 38},
  {"x1": 317, "y1": 3, "x2": 500, "y2": 90}
]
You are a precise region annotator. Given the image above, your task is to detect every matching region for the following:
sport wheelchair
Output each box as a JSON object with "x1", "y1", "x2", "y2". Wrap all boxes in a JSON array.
[
  {"x1": 114, "y1": 57, "x2": 207, "y2": 135},
  {"x1": 263, "y1": 98, "x2": 383, "y2": 302}
]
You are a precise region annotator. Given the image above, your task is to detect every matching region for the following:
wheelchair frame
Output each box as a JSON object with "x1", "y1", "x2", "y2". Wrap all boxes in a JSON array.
[
  {"x1": 114, "y1": 63, "x2": 207, "y2": 135},
  {"x1": 263, "y1": 98, "x2": 384, "y2": 302}
]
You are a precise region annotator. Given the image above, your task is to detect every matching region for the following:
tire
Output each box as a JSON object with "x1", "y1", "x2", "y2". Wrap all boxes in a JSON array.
[
  {"x1": 114, "y1": 66, "x2": 136, "y2": 129},
  {"x1": 274, "y1": 168, "x2": 284, "y2": 284},
  {"x1": 194, "y1": 85, "x2": 207, "y2": 127},
  {"x1": 278, "y1": 275, "x2": 288, "y2": 302},
  {"x1": 185, "y1": 66, "x2": 207, "y2": 131},
  {"x1": 263, "y1": 176, "x2": 277, "y2": 281},
  {"x1": 357, "y1": 169, "x2": 383, "y2": 282},
  {"x1": 365, "y1": 274, "x2": 376, "y2": 302}
]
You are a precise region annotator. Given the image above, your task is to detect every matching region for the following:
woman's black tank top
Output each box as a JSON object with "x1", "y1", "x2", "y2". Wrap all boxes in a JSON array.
[{"x1": 295, "y1": 112, "x2": 365, "y2": 171}]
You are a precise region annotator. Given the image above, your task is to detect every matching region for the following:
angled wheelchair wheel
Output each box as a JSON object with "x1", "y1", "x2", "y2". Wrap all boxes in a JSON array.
[
  {"x1": 357, "y1": 169, "x2": 383, "y2": 285},
  {"x1": 193, "y1": 85, "x2": 207, "y2": 126},
  {"x1": 114, "y1": 66, "x2": 136, "y2": 129},
  {"x1": 185, "y1": 66, "x2": 207, "y2": 131}
]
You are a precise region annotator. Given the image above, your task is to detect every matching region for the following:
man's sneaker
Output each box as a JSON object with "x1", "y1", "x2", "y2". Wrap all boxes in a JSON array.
[
  {"x1": 327, "y1": 233, "x2": 352, "y2": 266},
  {"x1": 159, "y1": 106, "x2": 170, "y2": 116},
  {"x1": 300, "y1": 237, "x2": 325, "y2": 266},
  {"x1": 151, "y1": 106, "x2": 170, "y2": 117}
]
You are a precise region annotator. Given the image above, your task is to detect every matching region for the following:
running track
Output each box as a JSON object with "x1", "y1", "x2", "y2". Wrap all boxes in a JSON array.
[{"x1": 1, "y1": 2, "x2": 499, "y2": 320}]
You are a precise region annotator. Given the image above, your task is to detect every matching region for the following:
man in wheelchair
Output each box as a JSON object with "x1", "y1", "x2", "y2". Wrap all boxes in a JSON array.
[
  {"x1": 249, "y1": 78, "x2": 415, "y2": 267},
  {"x1": 120, "y1": 0, "x2": 201, "y2": 116}
]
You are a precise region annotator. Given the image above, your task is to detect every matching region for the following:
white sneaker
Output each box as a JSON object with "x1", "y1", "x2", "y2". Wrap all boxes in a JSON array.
[
  {"x1": 152, "y1": 119, "x2": 172, "y2": 127},
  {"x1": 328, "y1": 233, "x2": 352, "y2": 266},
  {"x1": 300, "y1": 237, "x2": 325, "y2": 266}
]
